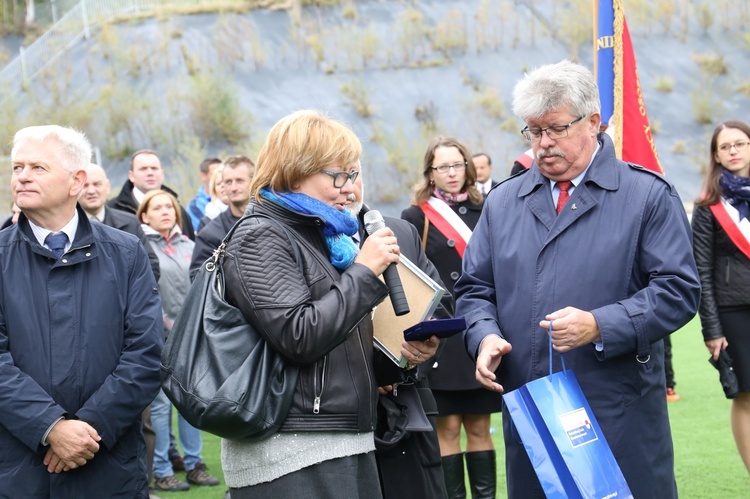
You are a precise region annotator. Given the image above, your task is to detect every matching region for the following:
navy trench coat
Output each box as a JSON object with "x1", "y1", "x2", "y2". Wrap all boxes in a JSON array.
[{"x1": 456, "y1": 134, "x2": 700, "y2": 498}]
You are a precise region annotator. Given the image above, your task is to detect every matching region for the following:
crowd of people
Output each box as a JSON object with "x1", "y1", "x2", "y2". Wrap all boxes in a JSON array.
[{"x1": 0, "y1": 58, "x2": 748, "y2": 499}]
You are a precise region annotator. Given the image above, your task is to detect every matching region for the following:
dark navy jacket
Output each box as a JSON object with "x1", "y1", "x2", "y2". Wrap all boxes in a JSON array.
[
  {"x1": 190, "y1": 208, "x2": 240, "y2": 281},
  {"x1": 0, "y1": 206, "x2": 163, "y2": 498},
  {"x1": 456, "y1": 134, "x2": 700, "y2": 498},
  {"x1": 101, "y1": 206, "x2": 160, "y2": 282}
]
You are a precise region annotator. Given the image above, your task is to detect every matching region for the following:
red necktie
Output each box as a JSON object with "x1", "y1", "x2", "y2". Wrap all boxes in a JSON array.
[{"x1": 556, "y1": 181, "x2": 573, "y2": 215}]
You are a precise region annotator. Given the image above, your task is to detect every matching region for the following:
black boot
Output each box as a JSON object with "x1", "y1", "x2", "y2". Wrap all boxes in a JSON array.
[
  {"x1": 441, "y1": 453, "x2": 466, "y2": 499},
  {"x1": 465, "y1": 450, "x2": 496, "y2": 499}
]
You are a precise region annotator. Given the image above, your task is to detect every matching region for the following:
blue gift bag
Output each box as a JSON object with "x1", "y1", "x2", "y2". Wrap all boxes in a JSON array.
[{"x1": 502, "y1": 324, "x2": 633, "y2": 499}]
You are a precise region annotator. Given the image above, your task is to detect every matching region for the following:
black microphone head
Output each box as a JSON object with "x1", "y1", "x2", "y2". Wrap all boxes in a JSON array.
[{"x1": 363, "y1": 210, "x2": 386, "y2": 235}]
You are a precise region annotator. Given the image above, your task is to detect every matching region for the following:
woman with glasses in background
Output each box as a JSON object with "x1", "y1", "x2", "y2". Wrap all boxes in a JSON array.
[
  {"x1": 401, "y1": 137, "x2": 501, "y2": 499},
  {"x1": 692, "y1": 119, "x2": 750, "y2": 477}
]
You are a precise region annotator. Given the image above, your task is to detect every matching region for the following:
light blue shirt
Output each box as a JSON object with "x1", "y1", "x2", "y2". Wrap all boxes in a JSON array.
[{"x1": 549, "y1": 143, "x2": 601, "y2": 207}]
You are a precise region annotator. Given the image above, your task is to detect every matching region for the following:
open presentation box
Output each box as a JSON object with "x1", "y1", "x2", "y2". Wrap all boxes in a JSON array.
[{"x1": 372, "y1": 255, "x2": 445, "y2": 367}]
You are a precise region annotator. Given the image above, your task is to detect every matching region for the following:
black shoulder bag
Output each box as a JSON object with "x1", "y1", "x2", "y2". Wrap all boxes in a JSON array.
[{"x1": 160, "y1": 214, "x2": 300, "y2": 441}]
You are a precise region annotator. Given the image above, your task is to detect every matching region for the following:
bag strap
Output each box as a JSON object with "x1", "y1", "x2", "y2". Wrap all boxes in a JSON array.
[
  {"x1": 206, "y1": 213, "x2": 303, "y2": 274},
  {"x1": 548, "y1": 320, "x2": 567, "y2": 375},
  {"x1": 421, "y1": 214, "x2": 429, "y2": 252}
]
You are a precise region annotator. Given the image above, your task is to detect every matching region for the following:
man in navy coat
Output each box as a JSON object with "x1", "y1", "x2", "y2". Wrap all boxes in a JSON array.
[
  {"x1": 455, "y1": 60, "x2": 700, "y2": 498},
  {"x1": 0, "y1": 125, "x2": 163, "y2": 498}
]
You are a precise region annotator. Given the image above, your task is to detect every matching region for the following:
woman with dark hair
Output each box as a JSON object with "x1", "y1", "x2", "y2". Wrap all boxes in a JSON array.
[
  {"x1": 401, "y1": 137, "x2": 501, "y2": 498},
  {"x1": 692, "y1": 119, "x2": 750, "y2": 477},
  {"x1": 221, "y1": 110, "x2": 434, "y2": 498}
]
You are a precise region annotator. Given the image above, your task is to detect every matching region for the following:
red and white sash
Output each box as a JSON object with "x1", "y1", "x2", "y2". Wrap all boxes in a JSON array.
[
  {"x1": 710, "y1": 199, "x2": 750, "y2": 260},
  {"x1": 420, "y1": 197, "x2": 472, "y2": 258}
]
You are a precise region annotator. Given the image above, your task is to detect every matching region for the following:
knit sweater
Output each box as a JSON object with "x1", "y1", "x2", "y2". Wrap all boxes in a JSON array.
[{"x1": 221, "y1": 432, "x2": 374, "y2": 487}]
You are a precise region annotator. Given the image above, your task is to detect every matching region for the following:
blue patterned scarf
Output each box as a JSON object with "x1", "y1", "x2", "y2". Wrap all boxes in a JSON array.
[
  {"x1": 260, "y1": 188, "x2": 360, "y2": 270},
  {"x1": 720, "y1": 168, "x2": 750, "y2": 220}
]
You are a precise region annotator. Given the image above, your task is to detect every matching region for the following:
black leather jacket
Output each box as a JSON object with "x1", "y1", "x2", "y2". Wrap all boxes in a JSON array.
[
  {"x1": 224, "y1": 199, "x2": 389, "y2": 433},
  {"x1": 692, "y1": 204, "x2": 750, "y2": 340}
]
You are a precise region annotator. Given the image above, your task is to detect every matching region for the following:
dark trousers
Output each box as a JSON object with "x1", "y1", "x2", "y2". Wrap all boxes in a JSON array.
[
  {"x1": 375, "y1": 386, "x2": 447, "y2": 499},
  {"x1": 664, "y1": 335, "x2": 676, "y2": 388},
  {"x1": 230, "y1": 453, "x2": 382, "y2": 499},
  {"x1": 142, "y1": 407, "x2": 156, "y2": 483}
]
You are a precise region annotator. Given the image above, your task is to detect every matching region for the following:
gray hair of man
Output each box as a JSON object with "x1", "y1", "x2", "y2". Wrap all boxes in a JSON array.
[
  {"x1": 11, "y1": 125, "x2": 92, "y2": 173},
  {"x1": 512, "y1": 60, "x2": 601, "y2": 122},
  {"x1": 345, "y1": 165, "x2": 364, "y2": 218}
]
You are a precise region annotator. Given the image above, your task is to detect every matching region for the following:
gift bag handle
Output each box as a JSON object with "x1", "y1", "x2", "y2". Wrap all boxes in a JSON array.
[{"x1": 548, "y1": 320, "x2": 567, "y2": 375}]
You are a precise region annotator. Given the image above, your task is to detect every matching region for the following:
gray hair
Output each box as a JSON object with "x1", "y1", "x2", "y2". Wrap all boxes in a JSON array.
[
  {"x1": 512, "y1": 60, "x2": 600, "y2": 122},
  {"x1": 346, "y1": 160, "x2": 364, "y2": 217},
  {"x1": 11, "y1": 125, "x2": 92, "y2": 173}
]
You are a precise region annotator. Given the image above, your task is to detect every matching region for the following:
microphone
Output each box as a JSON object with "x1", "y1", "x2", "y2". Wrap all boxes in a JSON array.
[{"x1": 363, "y1": 210, "x2": 410, "y2": 316}]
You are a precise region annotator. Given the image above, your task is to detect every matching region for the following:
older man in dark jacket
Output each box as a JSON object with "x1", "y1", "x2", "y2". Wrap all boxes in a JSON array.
[
  {"x1": 0, "y1": 125, "x2": 163, "y2": 498},
  {"x1": 80, "y1": 162, "x2": 160, "y2": 282},
  {"x1": 457, "y1": 61, "x2": 700, "y2": 498},
  {"x1": 347, "y1": 167, "x2": 450, "y2": 499}
]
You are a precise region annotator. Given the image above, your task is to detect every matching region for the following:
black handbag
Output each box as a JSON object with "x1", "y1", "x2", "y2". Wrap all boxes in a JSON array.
[
  {"x1": 160, "y1": 214, "x2": 300, "y2": 441},
  {"x1": 709, "y1": 349, "x2": 740, "y2": 399}
]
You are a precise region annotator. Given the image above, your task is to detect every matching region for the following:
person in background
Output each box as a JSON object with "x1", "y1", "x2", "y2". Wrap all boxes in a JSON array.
[
  {"x1": 509, "y1": 150, "x2": 534, "y2": 176},
  {"x1": 457, "y1": 60, "x2": 700, "y2": 498},
  {"x1": 79, "y1": 163, "x2": 160, "y2": 281},
  {"x1": 108, "y1": 149, "x2": 195, "y2": 240},
  {"x1": 221, "y1": 110, "x2": 411, "y2": 498},
  {"x1": 190, "y1": 155, "x2": 255, "y2": 280},
  {"x1": 664, "y1": 336, "x2": 680, "y2": 401},
  {"x1": 401, "y1": 137, "x2": 500, "y2": 499},
  {"x1": 692, "y1": 119, "x2": 750, "y2": 477},
  {"x1": 0, "y1": 125, "x2": 163, "y2": 497},
  {"x1": 197, "y1": 166, "x2": 229, "y2": 233},
  {"x1": 137, "y1": 190, "x2": 221, "y2": 493},
  {"x1": 0, "y1": 202, "x2": 21, "y2": 229},
  {"x1": 346, "y1": 163, "x2": 448, "y2": 499},
  {"x1": 187, "y1": 157, "x2": 223, "y2": 230},
  {"x1": 472, "y1": 153, "x2": 497, "y2": 198}
]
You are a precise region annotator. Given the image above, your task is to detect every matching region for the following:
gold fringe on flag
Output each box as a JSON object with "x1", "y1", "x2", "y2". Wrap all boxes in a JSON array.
[{"x1": 612, "y1": 0, "x2": 625, "y2": 158}]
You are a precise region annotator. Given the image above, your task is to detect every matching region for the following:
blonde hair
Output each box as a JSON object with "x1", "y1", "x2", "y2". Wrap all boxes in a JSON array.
[
  {"x1": 250, "y1": 110, "x2": 361, "y2": 202},
  {"x1": 208, "y1": 165, "x2": 225, "y2": 199},
  {"x1": 136, "y1": 189, "x2": 182, "y2": 229}
]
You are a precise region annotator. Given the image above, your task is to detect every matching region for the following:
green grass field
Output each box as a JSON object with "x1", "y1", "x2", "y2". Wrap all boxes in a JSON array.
[{"x1": 158, "y1": 316, "x2": 749, "y2": 498}]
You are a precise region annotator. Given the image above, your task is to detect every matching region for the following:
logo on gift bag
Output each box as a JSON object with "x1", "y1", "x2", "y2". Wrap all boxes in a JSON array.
[{"x1": 559, "y1": 408, "x2": 599, "y2": 448}]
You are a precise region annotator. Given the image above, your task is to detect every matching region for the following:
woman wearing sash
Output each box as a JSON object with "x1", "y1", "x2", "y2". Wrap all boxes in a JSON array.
[
  {"x1": 692, "y1": 119, "x2": 750, "y2": 477},
  {"x1": 402, "y1": 137, "x2": 502, "y2": 498}
]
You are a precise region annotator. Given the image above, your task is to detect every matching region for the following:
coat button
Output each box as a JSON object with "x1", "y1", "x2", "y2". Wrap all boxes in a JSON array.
[
  {"x1": 61, "y1": 259, "x2": 68, "y2": 263},
  {"x1": 447, "y1": 239, "x2": 455, "y2": 247},
  {"x1": 458, "y1": 206, "x2": 467, "y2": 215},
  {"x1": 450, "y1": 271, "x2": 460, "y2": 281}
]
